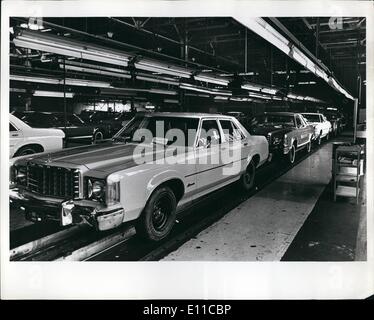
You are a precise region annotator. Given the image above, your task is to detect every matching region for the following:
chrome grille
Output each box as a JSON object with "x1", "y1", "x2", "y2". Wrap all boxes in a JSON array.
[{"x1": 26, "y1": 163, "x2": 80, "y2": 199}]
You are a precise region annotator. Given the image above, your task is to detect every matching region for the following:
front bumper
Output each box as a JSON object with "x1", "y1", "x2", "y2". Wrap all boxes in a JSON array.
[{"x1": 10, "y1": 188, "x2": 124, "y2": 231}]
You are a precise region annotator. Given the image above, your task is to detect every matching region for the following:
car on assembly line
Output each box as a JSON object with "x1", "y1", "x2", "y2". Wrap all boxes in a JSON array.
[
  {"x1": 247, "y1": 112, "x2": 314, "y2": 164},
  {"x1": 9, "y1": 113, "x2": 65, "y2": 158},
  {"x1": 324, "y1": 109, "x2": 346, "y2": 136},
  {"x1": 301, "y1": 112, "x2": 332, "y2": 145},
  {"x1": 12, "y1": 111, "x2": 106, "y2": 145},
  {"x1": 10, "y1": 112, "x2": 269, "y2": 241}
]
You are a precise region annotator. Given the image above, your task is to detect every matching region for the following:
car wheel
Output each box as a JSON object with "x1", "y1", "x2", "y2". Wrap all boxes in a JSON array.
[
  {"x1": 288, "y1": 144, "x2": 296, "y2": 164},
  {"x1": 240, "y1": 160, "x2": 256, "y2": 191},
  {"x1": 93, "y1": 130, "x2": 104, "y2": 143},
  {"x1": 326, "y1": 132, "x2": 330, "y2": 140},
  {"x1": 317, "y1": 134, "x2": 322, "y2": 145},
  {"x1": 136, "y1": 186, "x2": 177, "y2": 242},
  {"x1": 14, "y1": 145, "x2": 39, "y2": 157}
]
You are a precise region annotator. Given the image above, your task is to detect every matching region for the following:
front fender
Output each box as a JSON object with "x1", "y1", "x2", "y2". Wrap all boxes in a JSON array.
[{"x1": 145, "y1": 169, "x2": 185, "y2": 201}]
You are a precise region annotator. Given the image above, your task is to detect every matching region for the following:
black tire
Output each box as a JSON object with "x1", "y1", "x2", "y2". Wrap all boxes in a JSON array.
[
  {"x1": 136, "y1": 186, "x2": 177, "y2": 242},
  {"x1": 14, "y1": 145, "x2": 40, "y2": 157},
  {"x1": 92, "y1": 130, "x2": 104, "y2": 143},
  {"x1": 317, "y1": 134, "x2": 322, "y2": 145},
  {"x1": 240, "y1": 160, "x2": 256, "y2": 191},
  {"x1": 326, "y1": 132, "x2": 330, "y2": 140},
  {"x1": 288, "y1": 144, "x2": 296, "y2": 164}
]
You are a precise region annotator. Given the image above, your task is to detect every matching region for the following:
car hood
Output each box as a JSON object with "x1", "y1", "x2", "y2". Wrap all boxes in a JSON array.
[
  {"x1": 26, "y1": 142, "x2": 163, "y2": 172},
  {"x1": 249, "y1": 124, "x2": 291, "y2": 136}
]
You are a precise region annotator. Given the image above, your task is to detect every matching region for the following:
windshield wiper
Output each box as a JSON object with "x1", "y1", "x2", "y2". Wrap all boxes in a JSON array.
[{"x1": 112, "y1": 136, "x2": 129, "y2": 143}]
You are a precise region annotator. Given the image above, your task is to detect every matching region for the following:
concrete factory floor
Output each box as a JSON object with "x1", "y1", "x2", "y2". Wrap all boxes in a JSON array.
[{"x1": 163, "y1": 142, "x2": 367, "y2": 261}]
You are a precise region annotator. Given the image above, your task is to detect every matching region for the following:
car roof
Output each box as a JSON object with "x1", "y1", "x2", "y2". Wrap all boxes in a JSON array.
[
  {"x1": 142, "y1": 112, "x2": 233, "y2": 119},
  {"x1": 265, "y1": 111, "x2": 297, "y2": 116}
]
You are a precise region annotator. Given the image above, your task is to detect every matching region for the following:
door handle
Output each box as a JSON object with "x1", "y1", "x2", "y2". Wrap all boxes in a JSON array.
[
  {"x1": 11, "y1": 134, "x2": 19, "y2": 137},
  {"x1": 243, "y1": 142, "x2": 248, "y2": 146}
]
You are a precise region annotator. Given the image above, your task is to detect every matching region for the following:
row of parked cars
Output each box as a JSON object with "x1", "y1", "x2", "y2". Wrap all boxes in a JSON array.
[
  {"x1": 9, "y1": 109, "x2": 337, "y2": 242},
  {"x1": 9, "y1": 110, "x2": 135, "y2": 157}
]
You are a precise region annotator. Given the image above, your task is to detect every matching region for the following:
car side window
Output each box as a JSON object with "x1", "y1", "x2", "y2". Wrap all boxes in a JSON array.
[
  {"x1": 10, "y1": 123, "x2": 17, "y2": 131},
  {"x1": 198, "y1": 119, "x2": 221, "y2": 148},
  {"x1": 219, "y1": 120, "x2": 236, "y2": 142}
]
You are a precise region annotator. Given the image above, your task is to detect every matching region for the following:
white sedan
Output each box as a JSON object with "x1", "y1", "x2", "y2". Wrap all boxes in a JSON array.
[
  {"x1": 301, "y1": 113, "x2": 332, "y2": 145},
  {"x1": 9, "y1": 113, "x2": 65, "y2": 158}
]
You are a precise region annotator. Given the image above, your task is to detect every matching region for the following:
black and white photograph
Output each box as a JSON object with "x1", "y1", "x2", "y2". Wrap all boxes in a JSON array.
[{"x1": 1, "y1": 0, "x2": 373, "y2": 300}]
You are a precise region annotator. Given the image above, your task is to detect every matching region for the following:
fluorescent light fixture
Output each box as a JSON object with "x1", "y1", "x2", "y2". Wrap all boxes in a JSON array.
[
  {"x1": 298, "y1": 81, "x2": 317, "y2": 85},
  {"x1": 60, "y1": 64, "x2": 132, "y2": 79},
  {"x1": 214, "y1": 96, "x2": 229, "y2": 101},
  {"x1": 164, "y1": 99, "x2": 179, "y2": 104},
  {"x1": 136, "y1": 74, "x2": 179, "y2": 86},
  {"x1": 33, "y1": 90, "x2": 74, "y2": 98},
  {"x1": 180, "y1": 83, "x2": 232, "y2": 96},
  {"x1": 180, "y1": 84, "x2": 212, "y2": 95},
  {"x1": 241, "y1": 83, "x2": 277, "y2": 95},
  {"x1": 58, "y1": 59, "x2": 131, "y2": 79},
  {"x1": 241, "y1": 84, "x2": 261, "y2": 92},
  {"x1": 10, "y1": 74, "x2": 111, "y2": 88},
  {"x1": 287, "y1": 93, "x2": 298, "y2": 99},
  {"x1": 10, "y1": 88, "x2": 27, "y2": 93},
  {"x1": 194, "y1": 73, "x2": 230, "y2": 86},
  {"x1": 210, "y1": 88, "x2": 232, "y2": 96},
  {"x1": 149, "y1": 88, "x2": 178, "y2": 95},
  {"x1": 11, "y1": 74, "x2": 60, "y2": 85},
  {"x1": 13, "y1": 29, "x2": 130, "y2": 67},
  {"x1": 292, "y1": 47, "x2": 307, "y2": 67},
  {"x1": 230, "y1": 97, "x2": 253, "y2": 102},
  {"x1": 238, "y1": 17, "x2": 354, "y2": 100},
  {"x1": 134, "y1": 58, "x2": 192, "y2": 78},
  {"x1": 248, "y1": 92, "x2": 272, "y2": 100},
  {"x1": 185, "y1": 93, "x2": 210, "y2": 98},
  {"x1": 243, "y1": 18, "x2": 291, "y2": 55},
  {"x1": 261, "y1": 88, "x2": 278, "y2": 95}
]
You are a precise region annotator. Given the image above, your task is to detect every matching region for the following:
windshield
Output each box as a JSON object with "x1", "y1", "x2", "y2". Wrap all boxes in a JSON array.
[
  {"x1": 263, "y1": 114, "x2": 295, "y2": 126},
  {"x1": 14, "y1": 112, "x2": 56, "y2": 127},
  {"x1": 114, "y1": 115, "x2": 199, "y2": 147},
  {"x1": 302, "y1": 114, "x2": 321, "y2": 122}
]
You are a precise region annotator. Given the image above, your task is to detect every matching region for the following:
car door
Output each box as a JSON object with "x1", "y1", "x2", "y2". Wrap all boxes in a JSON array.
[
  {"x1": 194, "y1": 118, "x2": 226, "y2": 198},
  {"x1": 218, "y1": 118, "x2": 248, "y2": 179},
  {"x1": 9, "y1": 121, "x2": 23, "y2": 157},
  {"x1": 295, "y1": 114, "x2": 309, "y2": 146}
]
